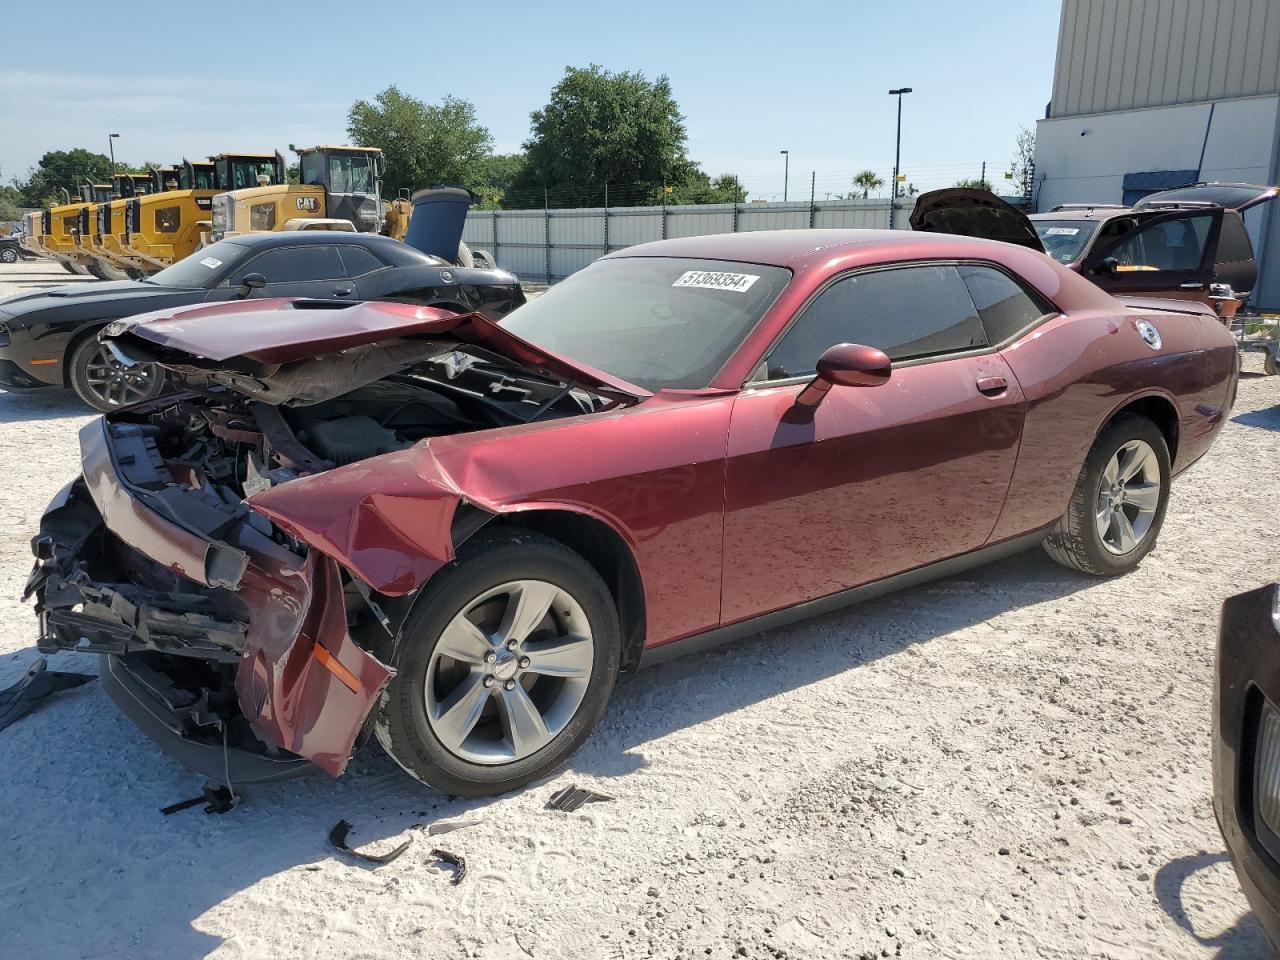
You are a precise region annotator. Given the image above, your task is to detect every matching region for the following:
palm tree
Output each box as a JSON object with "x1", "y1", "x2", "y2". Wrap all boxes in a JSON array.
[{"x1": 852, "y1": 170, "x2": 884, "y2": 199}]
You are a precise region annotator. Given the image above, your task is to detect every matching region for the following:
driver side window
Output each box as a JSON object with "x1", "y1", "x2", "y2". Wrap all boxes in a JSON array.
[
  {"x1": 227, "y1": 246, "x2": 345, "y2": 285},
  {"x1": 1105, "y1": 214, "x2": 1212, "y2": 273},
  {"x1": 762, "y1": 264, "x2": 988, "y2": 380}
]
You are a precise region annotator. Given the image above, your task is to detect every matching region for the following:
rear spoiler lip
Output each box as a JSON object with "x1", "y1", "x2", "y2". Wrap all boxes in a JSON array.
[{"x1": 1115, "y1": 295, "x2": 1219, "y2": 317}]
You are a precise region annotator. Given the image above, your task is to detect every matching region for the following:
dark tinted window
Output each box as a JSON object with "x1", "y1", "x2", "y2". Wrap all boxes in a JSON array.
[
  {"x1": 765, "y1": 265, "x2": 987, "y2": 379},
  {"x1": 958, "y1": 265, "x2": 1048, "y2": 345},
  {"x1": 339, "y1": 245, "x2": 386, "y2": 277},
  {"x1": 1216, "y1": 214, "x2": 1253, "y2": 264},
  {"x1": 233, "y1": 246, "x2": 345, "y2": 284}
]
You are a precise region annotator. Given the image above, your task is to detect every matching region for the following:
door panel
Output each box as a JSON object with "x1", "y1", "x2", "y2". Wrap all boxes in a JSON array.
[
  {"x1": 720, "y1": 354, "x2": 1025, "y2": 625},
  {"x1": 1081, "y1": 209, "x2": 1222, "y2": 302}
]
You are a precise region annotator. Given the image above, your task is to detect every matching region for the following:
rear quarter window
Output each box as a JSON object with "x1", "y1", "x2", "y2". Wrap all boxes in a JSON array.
[{"x1": 1215, "y1": 215, "x2": 1253, "y2": 265}]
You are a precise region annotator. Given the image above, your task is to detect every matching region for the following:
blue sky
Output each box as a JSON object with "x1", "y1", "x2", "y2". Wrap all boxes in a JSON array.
[{"x1": 0, "y1": 0, "x2": 1063, "y2": 201}]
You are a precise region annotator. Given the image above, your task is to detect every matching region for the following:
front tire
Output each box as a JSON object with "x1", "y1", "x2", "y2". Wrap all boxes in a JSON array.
[
  {"x1": 68, "y1": 333, "x2": 167, "y2": 412},
  {"x1": 0, "y1": 247, "x2": 18, "y2": 264},
  {"x1": 374, "y1": 529, "x2": 621, "y2": 796},
  {"x1": 1043, "y1": 414, "x2": 1171, "y2": 576}
]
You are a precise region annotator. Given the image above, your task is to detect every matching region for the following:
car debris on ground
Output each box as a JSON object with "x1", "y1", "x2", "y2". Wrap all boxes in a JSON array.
[
  {"x1": 546, "y1": 784, "x2": 616, "y2": 812},
  {"x1": 0, "y1": 657, "x2": 93, "y2": 732}
]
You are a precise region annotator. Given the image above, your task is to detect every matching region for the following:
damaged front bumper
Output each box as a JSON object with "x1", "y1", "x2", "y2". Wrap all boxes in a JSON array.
[{"x1": 26, "y1": 418, "x2": 395, "y2": 782}]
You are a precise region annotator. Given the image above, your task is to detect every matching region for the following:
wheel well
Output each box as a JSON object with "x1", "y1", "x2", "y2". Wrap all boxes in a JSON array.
[
  {"x1": 61, "y1": 324, "x2": 105, "y2": 388},
  {"x1": 1106, "y1": 395, "x2": 1180, "y2": 462},
  {"x1": 492, "y1": 510, "x2": 647, "y2": 672}
]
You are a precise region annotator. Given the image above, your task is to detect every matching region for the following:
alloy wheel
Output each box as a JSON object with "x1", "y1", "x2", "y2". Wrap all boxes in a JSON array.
[
  {"x1": 82, "y1": 343, "x2": 161, "y2": 408},
  {"x1": 1095, "y1": 439, "x2": 1162, "y2": 555},
  {"x1": 425, "y1": 579, "x2": 595, "y2": 765}
]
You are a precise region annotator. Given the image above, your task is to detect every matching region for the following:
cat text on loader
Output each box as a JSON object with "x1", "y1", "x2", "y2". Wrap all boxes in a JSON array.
[
  {"x1": 206, "y1": 146, "x2": 380, "y2": 243},
  {"x1": 122, "y1": 155, "x2": 265, "y2": 272}
]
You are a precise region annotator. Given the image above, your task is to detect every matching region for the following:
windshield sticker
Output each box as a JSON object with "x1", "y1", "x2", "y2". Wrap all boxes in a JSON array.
[
  {"x1": 199, "y1": 256, "x2": 222, "y2": 269},
  {"x1": 1044, "y1": 227, "x2": 1080, "y2": 236},
  {"x1": 672, "y1": 270, "x2": 760, "y2": 293}
]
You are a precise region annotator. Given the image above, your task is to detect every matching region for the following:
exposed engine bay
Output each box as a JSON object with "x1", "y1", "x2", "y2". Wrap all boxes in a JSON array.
[
  {"x1": 124, "y1": 340, "x2": 604, "y2": 505},
  {"x1": 25, "y1": 339, "x2": 616, "y2": 776}
]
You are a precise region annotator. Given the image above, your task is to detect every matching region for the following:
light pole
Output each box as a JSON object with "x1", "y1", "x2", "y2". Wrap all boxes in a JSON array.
[
  {"x1": 107, "y1": 132, "x2": 120, "y2": 172},
  {"x1": 780, "y1": 149, "x2": 789, "y2": 203},
  {"x1": 887, "y1": 88, "x2": 912, "y2": 202}
]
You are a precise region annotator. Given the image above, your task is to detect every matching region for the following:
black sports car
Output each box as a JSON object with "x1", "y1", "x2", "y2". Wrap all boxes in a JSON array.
[
  {"x1": 1214, "y1": 582, "x2": 1280, "y2": 952},
  {"x1": 0, "y1": 231, "x2": 524, "y2": 410}
]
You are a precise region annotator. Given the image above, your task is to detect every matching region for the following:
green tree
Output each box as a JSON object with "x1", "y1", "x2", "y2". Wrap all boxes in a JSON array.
[
  {"x1": 852, "y1": 170, "x2": 885, "y2": 199},
  {"x1": 665, "y1": 172, "x2": 748, "y2": 205},
  {"x1": 347, "y1": 85, "x2": 494, "y2": 196},
  {"x1": 508, "y1": 65, "x2": 701, "y2": 208},
  {"x1": 953, "y1": 177, "x2": 993, "y2": 191},
  {"x1": 13, "y1": 148, "x2": 115, "y2": 207},
  {"x1": 473, "y1": 153, "x2": 526, "y2": 208},
  {"x1": 1007, "y1": 126, "x2": 1035, "y2": 199}
]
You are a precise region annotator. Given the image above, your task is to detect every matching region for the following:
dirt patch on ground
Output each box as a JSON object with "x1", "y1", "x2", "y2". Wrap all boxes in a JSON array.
[{"x1": 0, "y1": 258, "x2": 1275, "y2": 958}]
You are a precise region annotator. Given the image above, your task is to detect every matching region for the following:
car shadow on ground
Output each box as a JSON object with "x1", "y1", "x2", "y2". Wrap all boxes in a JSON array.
[
  {"x1": 3, "y1": 546, "x2": 1100, "y2": 958},
  {"x1": 1232, "y1": 402, "x2": 1280, "y2": 432},
  {"x1": 1154, "y1": 853, "x2": 1270, "y2": 957},
  {"x1": 0, "y1": 385, "x2": 94, "y2": 421}
]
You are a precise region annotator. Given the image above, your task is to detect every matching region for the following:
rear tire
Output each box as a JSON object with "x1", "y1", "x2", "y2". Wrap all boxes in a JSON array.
[
  {"x1": 1043, "y1": 414, "x2": 1171, "y2": 576},
  {"x1": 454, "y1": 241, "x2": 475, "y2": 268},
  {"x1": 374, "y1": 529, "x2": 621, "y2": 796}
]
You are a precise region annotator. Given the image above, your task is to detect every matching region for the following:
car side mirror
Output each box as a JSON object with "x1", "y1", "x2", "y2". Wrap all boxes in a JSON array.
[
  {"x1": 1095, "y1": 257, "x2": 1120, "y2": 276},
  {"x1": 237, "y1": 272, "x2": 266, "y2": 299},
  {"x1": 795, "y1": 343, "x2": 892, "y2": 408}
]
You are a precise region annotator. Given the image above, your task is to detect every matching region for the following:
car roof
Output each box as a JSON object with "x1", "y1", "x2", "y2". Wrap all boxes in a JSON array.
[
  {"x1": 608, "y1": 228, "x2": 1029, "y2": 269},
  {"x1": 1029, "y1": 208, "x2": 1132, "y2": 222},
  {"x1": 224, "y1": 230, "x2": 435, "y2": 266}
]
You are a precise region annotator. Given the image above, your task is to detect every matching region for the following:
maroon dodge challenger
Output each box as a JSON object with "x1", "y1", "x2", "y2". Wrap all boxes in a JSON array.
[{"x1": 26, "y1": 229, "x2": 1237, "y2": 795}]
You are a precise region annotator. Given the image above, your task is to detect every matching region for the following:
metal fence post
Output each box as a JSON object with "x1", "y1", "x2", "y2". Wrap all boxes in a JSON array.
[
  {"x1": 732, "y1": 202, "x2": 739, "y2": 233},
  {"x1": 603, "y1": 181, "x2": 609, "y2": 257},
  {"x1": 491, "y1": 210, "x2": 499, "y2": 265},
  {"x1": 543, "y1": 188, "x2": 551, "y2": 283},
  {"x1": 809, "y1": 171, "x2": 816, "y2": 229}
]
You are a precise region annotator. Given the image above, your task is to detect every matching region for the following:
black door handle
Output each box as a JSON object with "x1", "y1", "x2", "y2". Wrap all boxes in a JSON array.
[
  {"x1": 976, "y1": 376, "x2": 1008, "y2": 397},
  {"x1": 333, "y1": 285, "x2": 353, "y2": 297}
]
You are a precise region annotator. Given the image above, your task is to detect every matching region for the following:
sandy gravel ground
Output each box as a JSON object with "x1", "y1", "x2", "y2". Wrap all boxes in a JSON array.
[{"x1": 0, "y1": 259, "x2": 1277, "y2": 960}]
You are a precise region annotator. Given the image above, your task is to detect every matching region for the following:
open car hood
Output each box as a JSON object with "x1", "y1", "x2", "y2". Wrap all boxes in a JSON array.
[
  {"x1": 909, "y1": 188, "x2": 1045, "y2": 252},
  {"x1": 101, "y1": 299, "x2": 650, "y2": 403}
]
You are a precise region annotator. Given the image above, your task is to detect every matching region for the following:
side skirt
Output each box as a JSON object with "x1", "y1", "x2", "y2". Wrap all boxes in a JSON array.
[{"x1": 638, "y1": 527, "x2": 1053, "y2": 669}]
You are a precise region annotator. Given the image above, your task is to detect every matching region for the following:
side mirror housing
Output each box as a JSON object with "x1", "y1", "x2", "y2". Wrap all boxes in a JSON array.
[
  {"x1": 795, "y1": 343, "x2": 892, "y2": 408},
  {"x1": 1095, "y1": 256, "x2": 1120, "y2": 276},
  {"x1": 237, "y1": 272, "x2": 267, "y2": 299}
]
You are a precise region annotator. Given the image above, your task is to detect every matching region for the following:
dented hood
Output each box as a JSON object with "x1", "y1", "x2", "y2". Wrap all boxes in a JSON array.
[
  {"x1": 910, "y1": 188, "x2": 1045, "y2": 252},
  {"x1": 102, "y1": 298, "x2": 650, "y2": 402}
]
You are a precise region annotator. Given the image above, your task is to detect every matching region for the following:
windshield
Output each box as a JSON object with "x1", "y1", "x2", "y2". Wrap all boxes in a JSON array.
[
  {"x1": 500, "y1": 257, "x2": 791, "y2": 391},
  {"x1": 301, "y1": 152, "x2": 377, "y2": 194},
  {"x1": 218, "y1": 158, "x2": 278, "y2": 190},
  {"x1": 146, "y1": 240, "x2": 249, "y2": 288},
  {"x1": 1032, "y1": 219, "x2": 1099, "y2": 264}
]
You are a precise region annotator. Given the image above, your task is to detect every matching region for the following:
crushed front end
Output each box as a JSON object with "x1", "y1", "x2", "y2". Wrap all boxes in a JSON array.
[{"x1": 26, "y1": 411, "x2": 395, "y2": 783}]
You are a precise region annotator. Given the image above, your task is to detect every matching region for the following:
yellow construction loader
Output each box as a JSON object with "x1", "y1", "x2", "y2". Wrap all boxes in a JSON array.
[
  {"x1": 86, "y1": 173, "x2": 156, "y2": 278},
  {"x1": 39, "y1": 187, "x2": 102, "y2": 276},
  {"x1": 123, "y1": 154, "x2": 274, "y2": 272},
  {"x1": 206, "y1": 146, "x2": 380, "y2": 242}
]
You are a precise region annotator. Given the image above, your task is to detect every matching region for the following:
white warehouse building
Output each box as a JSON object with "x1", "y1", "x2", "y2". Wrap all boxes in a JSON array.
[{"x1": 1034, "y1": 0, "x2": 1280, "y2": 309}]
